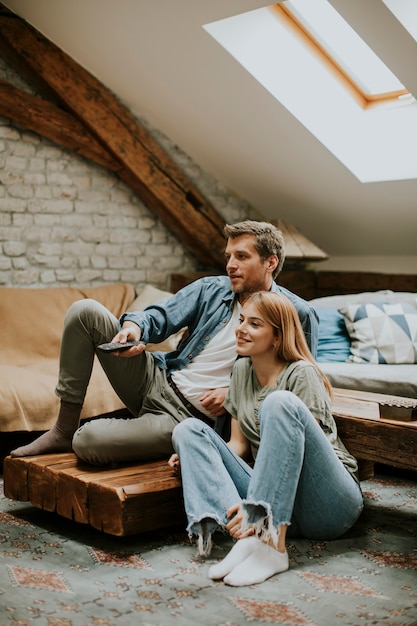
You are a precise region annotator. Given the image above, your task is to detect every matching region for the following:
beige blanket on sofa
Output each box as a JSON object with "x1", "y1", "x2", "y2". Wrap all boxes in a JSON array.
[{"x1": 0, "y1": 283, "x2": 135, "y2": 432}]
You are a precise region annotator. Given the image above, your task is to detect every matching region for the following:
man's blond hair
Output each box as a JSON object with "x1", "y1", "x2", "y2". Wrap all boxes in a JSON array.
[{"x1": 224, "y1": 220, "x2": 285, "y2": 279}]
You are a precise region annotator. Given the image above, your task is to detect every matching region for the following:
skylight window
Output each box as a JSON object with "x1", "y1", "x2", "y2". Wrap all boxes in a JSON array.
[
  {"x1": 276, "y1": 0, "x2": 409, "y2": 107},
  {"x1": 203, "y1": 0, "x2": 417, "y2": 183}
]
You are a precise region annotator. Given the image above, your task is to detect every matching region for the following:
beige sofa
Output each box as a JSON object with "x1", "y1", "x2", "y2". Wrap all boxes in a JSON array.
[
  {"x1": 0, "y1": 283, "x2": 136, "y2": 435},
  {"x1": 0, "y1": 282, "x2": 184, "y2": 459},
  {"x1": 0, "y1": 282, "x2": 186, "y2": 432}
]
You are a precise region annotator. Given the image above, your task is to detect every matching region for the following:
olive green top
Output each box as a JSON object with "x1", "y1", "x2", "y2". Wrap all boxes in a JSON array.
[{"x1": 224, "y1": 358, "x2": 359, "y2": 480}]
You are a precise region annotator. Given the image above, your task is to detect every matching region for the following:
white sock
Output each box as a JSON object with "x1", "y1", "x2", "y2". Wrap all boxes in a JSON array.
[
  {"x1": 223, "y1": 542, "x2": 289, "y2": 586},
  {"x1": 208, "y1": 536, "x2": 261, "y2": 580}
]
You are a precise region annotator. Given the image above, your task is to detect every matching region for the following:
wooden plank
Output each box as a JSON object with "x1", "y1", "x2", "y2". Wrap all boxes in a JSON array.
[
  {"x1": 0, "y1": 79, "x2": 119, "y2": 171},
  {"x1": 315, "y1": 271, "x2": 417, "y2": 297},
  {"x1": 0, "y1": 4, "x2": 226, "y2": 270},
  {"x1": 332, "y1": 396, "x2": 380, "y2": 420},
  {"x1": 333, "y1": 388, "x2": 417, "y2": 422},
  {"x1": 334, "y1": 414, "x2": 417, "y2": 471},
  {"x1": 170, "y1": 270, "x2": 417, "y2": 302},
  {"x1": 3, "y1": 455, "x2": 30, "y2": 501},
  {"x1": 357, "y1": 460, "x2": 376, "y2": 481},
  {"x1": 333, "y1": 387, "x2": 417, "y2": 406},
  {"x1": 55, "y1": 466, "x2": 92, "y2": 524},
  {"x1": 121, "y1": 488, "x2": 185, "y2": 535},
  {"x1": 51, "y1": 459, "x2": 184, "y2": 534},
  {"x1": 3, "y1": 453, "x2": 76, "y2": 508},
  {"x1": 88, "y1": 478, "x2": 185, "y2": 536},
  {"x1": 52, "y1": 459, "x2": 163, "y2": 522},
  {"x1": 3, "y1": 454, "x2": 186, "y2": 535},
  {"x1": 279, "y1": 269, "x2": 317, "y2": 301},
  {"x1": 53, "y1": 460, "x2": 181, "y2": 526},
  {"x1": 170, "y1": 269, "x2": 318, "y2": 301},
  {"x1": 273, "y1": 219, "x2": 328, "y2": 262},
  {"x1": 26, "y1": 454, "x2": 80, "y2": 512},
  {"x1": 122, "y1": 473, "x2": 181, "y2": 496}
]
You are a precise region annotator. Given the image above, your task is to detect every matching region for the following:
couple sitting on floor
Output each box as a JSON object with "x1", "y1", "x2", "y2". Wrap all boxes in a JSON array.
[{"x1": 11, "y1": 220, "x2": 363, "y2": 587}]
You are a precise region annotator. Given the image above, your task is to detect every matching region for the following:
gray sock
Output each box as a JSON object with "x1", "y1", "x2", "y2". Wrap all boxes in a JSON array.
[{"x1": 10, "y1": 400, "x2": 82, "y2": 457}]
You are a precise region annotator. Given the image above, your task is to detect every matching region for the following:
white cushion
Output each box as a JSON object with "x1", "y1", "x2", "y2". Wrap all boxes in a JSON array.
[{"x1": 319, "y1": 362, "x2": 417, "y2": 398}]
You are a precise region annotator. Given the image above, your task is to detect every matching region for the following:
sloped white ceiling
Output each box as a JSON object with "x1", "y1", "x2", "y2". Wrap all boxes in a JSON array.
[{"x1": 3, "y1": 0, "x2": 417, "y2": 270}]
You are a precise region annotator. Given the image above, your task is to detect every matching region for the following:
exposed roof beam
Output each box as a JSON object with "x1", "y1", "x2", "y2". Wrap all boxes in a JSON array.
[
  {"x1": 0, "y1": 3, "x2": 227, "y2": 270},
  {"x1": 0, "y1": 79, "x2": 119, "y2": 171}
]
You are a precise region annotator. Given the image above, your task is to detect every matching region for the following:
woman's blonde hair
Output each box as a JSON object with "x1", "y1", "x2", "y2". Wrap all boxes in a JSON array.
[{"x1": 246, "y1": 291, "x2": 332, "y2": 397}]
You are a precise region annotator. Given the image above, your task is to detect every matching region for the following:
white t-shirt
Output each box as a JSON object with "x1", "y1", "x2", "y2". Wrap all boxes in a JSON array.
[{"x1": 171, "y1": 302, "x2": 241, "y2": 418}]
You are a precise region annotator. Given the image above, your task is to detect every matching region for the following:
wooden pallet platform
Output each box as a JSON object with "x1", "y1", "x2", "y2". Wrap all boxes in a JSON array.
[
  {"x1": 2, "y1": 453, "x2": 185, "y2": 536},
  {"x1": 3, "y1": 389, "x2": 416, "y2": 536},
  {"x1": 332, "y1": 388, "x2": 417, "y2": 474}
]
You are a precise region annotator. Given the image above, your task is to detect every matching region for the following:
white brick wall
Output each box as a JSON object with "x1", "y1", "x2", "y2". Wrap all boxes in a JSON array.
[
  {"x1": 0, "y1": 110, "x2": 256, "y2": 292},
  {"x1": 0, "y1": 61, "x2": 256, "y2": 292}
]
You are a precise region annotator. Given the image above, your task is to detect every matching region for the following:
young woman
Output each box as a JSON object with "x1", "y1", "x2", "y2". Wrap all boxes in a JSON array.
[{"x1": 168, "y1": 291, "x2": 363, "y2": 587}]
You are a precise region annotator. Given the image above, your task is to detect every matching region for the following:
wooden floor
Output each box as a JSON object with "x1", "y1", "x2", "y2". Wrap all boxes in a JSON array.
[{"x1": 3, "y1": 388, "x2": 416, "y2": 536}]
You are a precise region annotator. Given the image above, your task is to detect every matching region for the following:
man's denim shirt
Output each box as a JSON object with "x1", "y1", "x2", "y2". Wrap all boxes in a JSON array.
[{"x1": 120, "y1": 275, "x2": 318, "y2": 377}]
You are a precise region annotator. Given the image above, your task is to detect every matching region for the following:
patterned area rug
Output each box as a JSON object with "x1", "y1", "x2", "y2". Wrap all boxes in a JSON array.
[{"x1": 1, "y1": 470, "x2": 416, "y2": 626}]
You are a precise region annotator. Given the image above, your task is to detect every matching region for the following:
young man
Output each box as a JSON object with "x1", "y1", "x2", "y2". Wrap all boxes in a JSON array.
[{"x1": 11, "y1": 220, "x2": 318, "y2": 465}]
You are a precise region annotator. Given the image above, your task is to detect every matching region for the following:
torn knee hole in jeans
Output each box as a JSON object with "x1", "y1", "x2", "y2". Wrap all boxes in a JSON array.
[
  {"x1": 241, "y1": 499, "x2": 289, "y2": 547},
  {"x1": 187, "y1": 514, "x2": 225, "y2": 557}
]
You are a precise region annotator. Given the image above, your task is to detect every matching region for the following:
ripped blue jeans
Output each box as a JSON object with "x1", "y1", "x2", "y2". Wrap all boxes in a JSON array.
[{"x1": 172, "y1": 390, "x2": 363, "y2": 555}]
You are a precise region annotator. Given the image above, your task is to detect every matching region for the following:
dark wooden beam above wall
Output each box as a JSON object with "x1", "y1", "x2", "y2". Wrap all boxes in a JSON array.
[
  {"x1": 0, "y1": 4, "x2": 227, "y2": 270},
  {"x1": 0, "y1": 80, "x2": 120, "y2": 171}
]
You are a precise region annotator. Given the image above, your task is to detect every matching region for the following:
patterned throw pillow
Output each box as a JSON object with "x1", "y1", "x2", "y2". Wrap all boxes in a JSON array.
[{"x1": 339, "y1": 302, "x2": 417, "y2": 364}]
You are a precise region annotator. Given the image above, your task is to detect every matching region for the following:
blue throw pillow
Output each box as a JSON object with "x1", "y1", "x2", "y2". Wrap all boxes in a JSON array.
[{"x1": 316, "y1": 307, "x2": 351, "y2": 362}]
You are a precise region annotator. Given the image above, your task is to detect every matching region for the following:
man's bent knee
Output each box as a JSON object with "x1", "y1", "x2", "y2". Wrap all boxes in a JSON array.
[
  {"x1": 64, "y1": 298, "x2": 107, "y2": 326},
  {"x1": 73, "y1": 414, "x2": 177, "y2": 465},
  {"x1": 72, "y1": 421, "x2": 104, "y2": 463}
]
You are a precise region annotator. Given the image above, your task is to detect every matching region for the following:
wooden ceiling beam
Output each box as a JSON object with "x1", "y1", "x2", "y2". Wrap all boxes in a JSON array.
[
  {"x1": 0, "y1": 80, "x2": 120, "y2": 171},
  {"x1": 0, "y1": 4, "x2": 226, "y2": 270}
]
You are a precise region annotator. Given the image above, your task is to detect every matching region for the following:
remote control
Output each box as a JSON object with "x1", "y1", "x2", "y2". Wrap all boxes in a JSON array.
[{"x1": 97, "y1": 340, "x2": 144, "y2": 352}]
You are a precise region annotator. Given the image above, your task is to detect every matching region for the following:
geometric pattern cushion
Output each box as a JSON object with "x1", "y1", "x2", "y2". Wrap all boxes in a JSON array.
[{"x1": 339, "y1": 302, "x2": 417, "y2": 364}]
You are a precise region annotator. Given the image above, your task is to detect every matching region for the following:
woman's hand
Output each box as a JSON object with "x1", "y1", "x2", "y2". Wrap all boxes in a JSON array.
[
  {"x1": 226, "y1": 503, "x2": 254, "y2": 539},
  {"x1": 168, "y1": 453, "x2": 180, "y2": 473}
]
